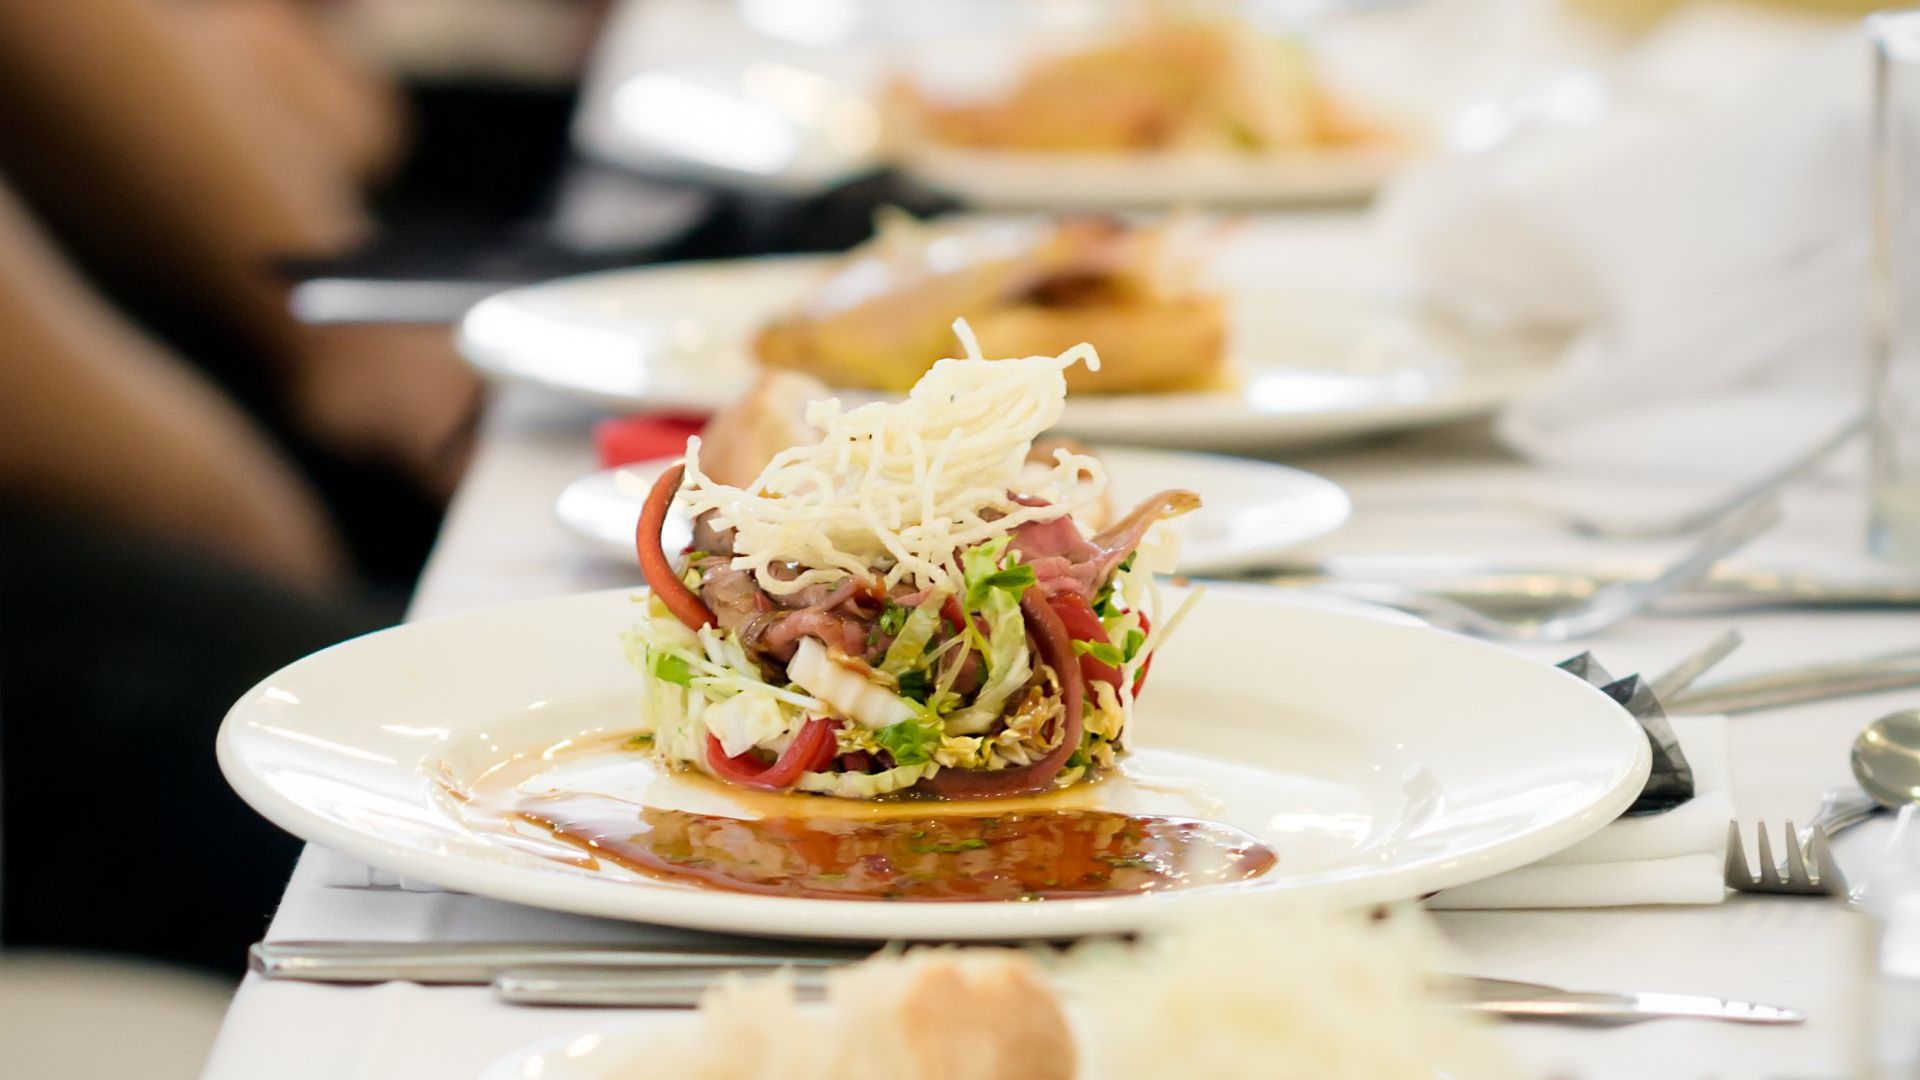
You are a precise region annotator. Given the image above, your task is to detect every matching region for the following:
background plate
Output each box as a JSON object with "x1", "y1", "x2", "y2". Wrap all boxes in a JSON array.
[
  {"x1": 458, "y1": 254, "x2": 1556, "y2": 451},
  {"x1": 554, "y1": 446, "x2": 1351, "y2": 576}
]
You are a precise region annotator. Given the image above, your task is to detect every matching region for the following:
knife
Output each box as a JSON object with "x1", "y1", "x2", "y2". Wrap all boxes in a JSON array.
[
  {"x1": 492, "y1": 968, "x2": 1802, "y2": 1024},
  {"x1": 1230, "y1": 558, "x2": 1920, "y2": 613},
  {"x1": 250, "y1": 942, "x2": 1802, "y2": 1025},
  {"x1": 249, "y1": 940, "x2": 865, "y2": 984},
  {"x1": 1449, "y1": 976, "x2": 1804, "y2": 1026}
]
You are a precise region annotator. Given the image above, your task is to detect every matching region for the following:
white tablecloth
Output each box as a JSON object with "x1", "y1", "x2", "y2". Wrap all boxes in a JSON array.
[{"x1": 200, "y1": 220, "x2": 1901, "y2": 1080}]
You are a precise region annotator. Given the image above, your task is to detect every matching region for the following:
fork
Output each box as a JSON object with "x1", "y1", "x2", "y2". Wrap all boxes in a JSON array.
[
  {"x1": 1724, "y1": 819, "x2": 1851, "y2": 897},
  {"x1": 1310, "y1": 498, "x2": 1782, "y2": 642}
]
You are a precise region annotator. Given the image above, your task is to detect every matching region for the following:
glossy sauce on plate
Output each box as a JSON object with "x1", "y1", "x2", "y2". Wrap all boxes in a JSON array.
[{"x1": 516, "y1": 793, "x2": 1275, "y2": 902}]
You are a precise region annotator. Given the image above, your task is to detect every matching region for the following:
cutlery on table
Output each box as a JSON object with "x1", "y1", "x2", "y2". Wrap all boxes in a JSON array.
[
  {"x1": 1360, "y1": 414, "x2": 1862, "y2": 542},
  {"x1": 1283, "y1": 498, "x2": 1780, "y2": 642},
  {"x1": 1245, "y1": 559, "x2": 1920, "y2": 615},
  {"x1": 249, "y1": 940, "x2": 864, "y2": 983},
  {"x1": 1445, "y1": 976, "x2": 1804, "y2": 1026},
  {"x1": 250, "y1": 941, "x2": 1802, "y2": 1026},
  {"x1": 1724, "y1": 820, "x2": 1852, "y2": 898},
  {"x1": 1673, "y1": 655, "x2": 1920, "y2": 715},
  {"x1": 1723, "y1": 708, "x2": 1920, "y2": 897}
]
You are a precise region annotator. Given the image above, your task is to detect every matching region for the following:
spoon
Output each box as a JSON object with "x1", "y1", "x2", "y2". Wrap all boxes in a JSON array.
[
  {"x1": 1853, "y1": 709, "x2": 1920, "y2": 812},
  {"x1": 1774, "y1": 710, "x2": 1920, "y2": 850}
]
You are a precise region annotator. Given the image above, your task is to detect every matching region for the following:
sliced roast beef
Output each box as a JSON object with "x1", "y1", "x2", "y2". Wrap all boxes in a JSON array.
[
  {"x1": 689, "y1": 511, "x2": 736, "y2": 557},
  {"x1": 698, "y1": 564, "x2": 771, "y2": 633},
  {"x1": 1008, "y1": 489, "x2": 1199, "y2": 601},
  {"x1": 758, "y1": 608, "x2": 870, "y2": 661}
]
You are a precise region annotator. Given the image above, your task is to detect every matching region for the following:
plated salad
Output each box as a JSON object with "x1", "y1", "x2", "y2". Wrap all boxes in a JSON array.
[{"x1": 627, "y1": 329, "x2": 1200, "y2": 799}]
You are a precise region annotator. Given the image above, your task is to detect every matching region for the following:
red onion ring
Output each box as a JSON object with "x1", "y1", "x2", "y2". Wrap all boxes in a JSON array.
[
  {"x1": 918, "y1": 590, "x2": 1084, "y2": 799},
  {"x1": 636, "y1": 464, "x2": 717, "y2": 631},
  {"x1": 705, "y1": 717, "x2": 838, "y2": 791}
]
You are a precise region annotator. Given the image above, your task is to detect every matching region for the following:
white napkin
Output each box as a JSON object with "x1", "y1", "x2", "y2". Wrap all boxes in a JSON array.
[
  {"x1": 1375, "y1": 6, "x2": 1869, "y2": 480},
  {"x1": 310, "y1": 846, "x2": 451, "y2": 894},
  {"x1": 1428, "y1": 714, "x2": 1732, "y2": 909}
]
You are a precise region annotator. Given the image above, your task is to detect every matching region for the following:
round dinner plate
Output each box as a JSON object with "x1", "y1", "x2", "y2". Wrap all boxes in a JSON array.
[
  {"x1": 219, "y1": 586, "x2": 1648, "y2": 941},
  {"x1": 555, "y1": 447, "x2": 1351, "y2": 576},
  {"x1": 458, "y1": 255, "x2": 1555, "y2": 451},
  {"x1": 574, "y1": 38, "x2": 1420, "y2": 207}
]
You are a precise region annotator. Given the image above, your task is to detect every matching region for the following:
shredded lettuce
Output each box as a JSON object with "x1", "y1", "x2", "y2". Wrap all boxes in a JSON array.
[
  {"x1": 703, "y1": 689, "x2": 798, "y2": 758},
  {"x1": 795, "y1": 762, "x2": 933, "y2": 798},
  {"x1": 873, "y1": 715, "x2": 943, "y2": 766},
  {"x1": 879, "y1": 593, "x2": 946, "y2": 676},
  {"x1": 961, "y1": 537, "x2": 1035, "y2": 609},
  {"x1": 943, "y1": 580, "x2": 1032, "y2": 735},
  {"x1": 1073, "y1": 639, "x2": 1125, "y2": 666}
]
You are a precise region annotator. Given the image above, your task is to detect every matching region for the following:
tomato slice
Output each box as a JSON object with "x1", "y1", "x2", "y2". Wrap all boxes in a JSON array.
[
  {"x1": 636, "y1": 464, "x2": 717, "y2": 632},
  {"x1": 704, "y1": 718, "x2": 839, "y2": 791},
  {"x1": 1046, "y1": 592, "x2": 1123, "y2": 692}
]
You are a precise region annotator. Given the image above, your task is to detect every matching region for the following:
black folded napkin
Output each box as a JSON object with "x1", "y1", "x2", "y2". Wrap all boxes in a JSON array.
[{"x1": 1557, "y1": 652, "x2": 1696, "y2": 816}]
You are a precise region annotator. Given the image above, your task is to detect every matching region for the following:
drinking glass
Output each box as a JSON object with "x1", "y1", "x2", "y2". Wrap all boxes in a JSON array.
[{"x1": 1871, "y1": 10, "x2": 1920, "y2": 561}]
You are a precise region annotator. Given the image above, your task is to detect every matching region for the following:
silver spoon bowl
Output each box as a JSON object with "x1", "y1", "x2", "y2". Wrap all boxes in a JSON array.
[{"x1": 1853, "y1": 708, "x2": 1920, "y2": 809}]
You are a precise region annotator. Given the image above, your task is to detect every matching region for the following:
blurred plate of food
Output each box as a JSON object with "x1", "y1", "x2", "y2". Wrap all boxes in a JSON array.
[
  {"x1": 476, "y1": 907, "x2": 1512, "y2": 1080},
  {"x1": 574, "y1": 15, "x2": 1424, "y2": 206},
  {"x1": 460, "y1": 214, "x2": 1559, "y2": 450},
  {"x1": 556, "y1": 446, "x2": 1350, "y2": 578}
]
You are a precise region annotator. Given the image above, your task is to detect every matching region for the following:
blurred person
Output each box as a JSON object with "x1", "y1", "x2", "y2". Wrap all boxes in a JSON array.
[
  {"x1": 0, "y1": 0, "x2": 482, "y2": 976},
  {"x1": 0, "y1": 0, "x2": 483, "y2": 586},
  {"x1": 0, "y1": 175, "x2": 390, "y2": 973}
]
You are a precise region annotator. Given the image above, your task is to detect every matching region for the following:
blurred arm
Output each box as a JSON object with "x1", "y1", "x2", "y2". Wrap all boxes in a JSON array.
[
  {"x1": 180, "y1": 0, "x2": 412, "y2": 185},
  {"x1": 0, "y1": 0, "x2": 478, "y2": 493},
  {"x1": 0, "y1": 0, "x2": 372, "y2": 360},
  {"x1": 0, "y1": 183, "x2": 347, "y2": 590}
]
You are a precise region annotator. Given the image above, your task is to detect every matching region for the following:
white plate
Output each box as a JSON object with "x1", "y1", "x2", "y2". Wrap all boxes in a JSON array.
[
  {"x1": 555, "y1": 447, "x2": 1350, "y2": 576},
  {"x1": 219, "y1": 586, "x2": 1648, "y2": 941},
  {"x1": 574, "y1": 39, "x2": 1418, "y2": 207},
  {"x1": 895, "y1": 144, "x2": 1409, "y2": 211},
  {"x1": 458, "y1": 255, "x2": 1555, "y2": 451}
]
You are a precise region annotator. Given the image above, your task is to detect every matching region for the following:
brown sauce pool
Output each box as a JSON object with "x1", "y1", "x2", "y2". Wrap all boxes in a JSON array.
[{"x1": 516, "y1": 793, "x2": 1276, "y2": 901}]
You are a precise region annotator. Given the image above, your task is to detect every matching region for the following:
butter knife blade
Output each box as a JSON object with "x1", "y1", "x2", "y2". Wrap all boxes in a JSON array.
[
  {"x1": 1233, "y1": 559, "x2": 1920, "y2": 612},
  {"x1": 249, "y1": 941, "x2": 862, "y2": 984},
  {"x1": 1470, "y1": 990, "x2": 1804, "y2": 1025},
  {"x1": 493, "y1": 967, "x2": 1804, "y2": 1026}
]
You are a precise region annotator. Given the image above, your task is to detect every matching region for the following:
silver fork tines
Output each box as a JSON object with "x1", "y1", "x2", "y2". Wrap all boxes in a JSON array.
[{"x1": 1724, "y1": 820, "x2": 1849, "y2": 897}]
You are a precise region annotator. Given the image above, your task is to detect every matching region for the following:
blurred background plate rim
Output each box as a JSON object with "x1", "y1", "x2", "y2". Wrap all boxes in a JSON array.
[
  {"x1": 554, "y1": 446, "x2": 1353, "y2": 575},
  {"x1": 457, "y1": 254, "x2": 1554, "y2": 451}
]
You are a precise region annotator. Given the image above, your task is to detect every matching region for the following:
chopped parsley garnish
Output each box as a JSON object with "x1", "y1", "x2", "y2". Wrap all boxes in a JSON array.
[
  {"x1": 896, "y1": 668, "x2": 931, "y2": 704},
  {"x1": 1072, "y1": 639, "x2": 1126, "y2": 666},
  {"x1": 961, "y1": 539, "x2": 1036, "y2": 609},
  {"x1": 1092, "y1": 554, "x2": 1138, "y2": 618},
  {"x1": 650, "y1": 651, "x2": 694, "y2": 686},
  {"x1": 877, "y1": 602, "x2": 910, "y2": 637},
  {"x1": 873, "y1": 716, "x2": 942, "y2": 766}
]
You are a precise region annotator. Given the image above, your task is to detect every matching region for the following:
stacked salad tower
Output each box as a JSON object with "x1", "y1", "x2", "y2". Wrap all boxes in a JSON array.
[{"x1": 628, "y1": 329, "x2": 1200, "y2": 799}]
